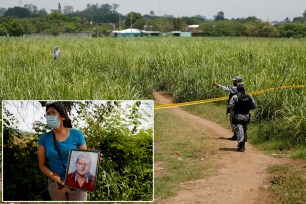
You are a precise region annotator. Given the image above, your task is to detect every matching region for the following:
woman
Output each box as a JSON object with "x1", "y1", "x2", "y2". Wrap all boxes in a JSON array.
[{"x1": 38, "y1": 102, "x2": 87, "y2": 201}]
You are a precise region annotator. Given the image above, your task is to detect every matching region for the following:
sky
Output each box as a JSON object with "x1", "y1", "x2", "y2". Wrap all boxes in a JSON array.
[
  {"x1": 1, "y1": 0, "x2": 306, "y2": 21},
  {"x1": 3, "y1": 100, "x2": 154, "y2": 133}
]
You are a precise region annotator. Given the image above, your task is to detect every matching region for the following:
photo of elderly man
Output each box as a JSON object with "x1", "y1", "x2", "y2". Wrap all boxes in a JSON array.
[{"x1": 65, "y1": 151, "x2": 98, "y2": 192}]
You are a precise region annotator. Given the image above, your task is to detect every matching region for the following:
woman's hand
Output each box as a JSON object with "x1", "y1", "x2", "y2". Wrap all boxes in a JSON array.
[
  {"x1": 57, "y1": 186, "x2": 70, "y2": 192},
  {"x1": 53, "y1": 175, "x2": 67, "y2": 191}
]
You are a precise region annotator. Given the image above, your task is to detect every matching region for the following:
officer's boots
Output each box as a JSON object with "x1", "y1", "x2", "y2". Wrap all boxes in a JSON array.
[
  {"x1": 228, "y1": 132, "x2": 237, "y2": 141},
  {"x1": 237, "y1": 141, "x2": 245, "y2": 152}
]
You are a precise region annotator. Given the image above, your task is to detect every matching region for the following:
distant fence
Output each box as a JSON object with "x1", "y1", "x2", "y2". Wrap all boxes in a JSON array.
[
  {"x1": 23, "y1": 33, "x2": 54, "y2": 37},
  {"x1": 59, "y1": 32, "x2": 92, "y2": 38},
  {"x1": 23, "y1": 32, "x2": 92, "y2": 38}
]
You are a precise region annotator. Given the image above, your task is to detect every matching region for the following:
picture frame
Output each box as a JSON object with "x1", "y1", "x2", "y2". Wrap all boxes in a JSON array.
[{"x1": 64, "y1": 149, "x2": 100, "y2": 192}]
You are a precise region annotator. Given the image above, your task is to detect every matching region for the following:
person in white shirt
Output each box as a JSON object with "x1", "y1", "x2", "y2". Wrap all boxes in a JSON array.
[{"x1": 53, "y1": 47, "x2": 61, "y2": 60}]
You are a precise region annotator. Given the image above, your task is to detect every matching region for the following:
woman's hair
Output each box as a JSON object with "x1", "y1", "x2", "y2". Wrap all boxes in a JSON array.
[{"x1": 46, "y1": 102, "x2": 72, "y2": 128}]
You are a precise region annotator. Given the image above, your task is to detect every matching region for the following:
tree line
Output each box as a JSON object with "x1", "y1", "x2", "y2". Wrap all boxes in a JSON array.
[{"x1": 0, "y1": 3, "x2": 305, "y2": 38}]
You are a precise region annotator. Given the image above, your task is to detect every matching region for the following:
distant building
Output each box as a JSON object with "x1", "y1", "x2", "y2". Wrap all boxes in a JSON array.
[
  {"x1": 172, "y1": 31, "x2": 181, "y2": 37},
  {"x1": 111, "y1": 28, "x2": 141, "y2": 38},
  {"x1": 187, "y1": 25, "x2": 205, "y2": 37},
  {"x1": 171, "y1": 25, "x2": 203, "y2": 37},
  {"x1": 171, "y1": 31, "x2": 192, "y2": 37},
  {"x1": 141, "y1": 30, "x2": 160, "y2": 37},
  {"x1": 187, "y1": 25, "x2": 199, "y2": 32}
]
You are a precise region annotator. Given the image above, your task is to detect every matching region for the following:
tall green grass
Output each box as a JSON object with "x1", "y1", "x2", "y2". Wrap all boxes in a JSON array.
[
  {"x1": 254, "y1": 89, "x2": 305, "y2": 149},
  {"x1": 1, "y1": 37, "x2": 305, "y2": 148},
  {"x1": 1, "y1": 37, "x2": 305, "y2": 100}
]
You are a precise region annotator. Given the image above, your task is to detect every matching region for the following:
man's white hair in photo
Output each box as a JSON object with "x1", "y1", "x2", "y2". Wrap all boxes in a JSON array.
[{"x1": 77, "y1": 152, "x2": 92, "y2": 165}]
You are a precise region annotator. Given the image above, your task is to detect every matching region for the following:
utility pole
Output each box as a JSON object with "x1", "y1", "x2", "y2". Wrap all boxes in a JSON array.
[
  {"x1": 130, "y1": 14, "x2": 133, "y2": 28},
  {"x1": 131, "y1": 14, "x2": 133, "y2": 37},
  {"x1": 130, "y1": 14, "x2": 133, "y2": 37},
  {"x1": 119, "y1": 14, "x2": 121, "y2": 30},
  {"x1": 96, "y1": 22, "x2": 99, "y2": 37},
  {"x1": 58, "y1": 2, "x2": 61, "y2": 13}
]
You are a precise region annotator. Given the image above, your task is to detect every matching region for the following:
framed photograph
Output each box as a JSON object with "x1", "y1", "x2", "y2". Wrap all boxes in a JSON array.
[{"x1": 64, "y1": 149, "x2": 100, "y2": 192}]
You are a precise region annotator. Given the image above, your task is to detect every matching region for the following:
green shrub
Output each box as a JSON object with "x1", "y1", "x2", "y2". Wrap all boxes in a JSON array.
[{"x1": 254, "y1": 89, "x2": 305, "y2": 148}]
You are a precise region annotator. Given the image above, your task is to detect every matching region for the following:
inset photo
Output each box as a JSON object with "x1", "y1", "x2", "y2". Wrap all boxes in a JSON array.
[{"x1": 2, "y1": 100, "x2": 153, "y2": 202}]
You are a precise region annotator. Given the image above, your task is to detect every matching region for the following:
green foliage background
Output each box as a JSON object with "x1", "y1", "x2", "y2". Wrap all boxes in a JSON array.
[
  {"x1": 3, "y1": 101, "x2": 153, "y2": 201},
  {"x1": 0, "y1": 7, "x2": 306, "y2": 38}
]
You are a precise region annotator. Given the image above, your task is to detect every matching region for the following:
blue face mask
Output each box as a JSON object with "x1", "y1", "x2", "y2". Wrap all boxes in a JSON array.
[{"x1": 46, "y1": 116, "x2": 60, "y2": 129}]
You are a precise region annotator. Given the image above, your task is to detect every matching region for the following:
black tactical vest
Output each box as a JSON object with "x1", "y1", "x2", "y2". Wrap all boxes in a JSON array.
[{"x1": 234, "y1": 93, "x2": 252, "y2": 115}]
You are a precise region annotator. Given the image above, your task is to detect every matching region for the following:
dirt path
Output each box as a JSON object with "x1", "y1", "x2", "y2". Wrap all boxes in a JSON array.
[{"x1": 154, "y1": 91, "x2": 286, "y2": 204}]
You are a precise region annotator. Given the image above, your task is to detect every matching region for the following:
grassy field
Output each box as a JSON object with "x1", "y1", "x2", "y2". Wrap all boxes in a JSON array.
[
  {"x1": 1, "y1": 37, "x2": 305, "y2": 101},
  {"x1": 1, "y1": 37, "x2": 305, "y2": 202},
  {"x1": 266, "y1": 164, "x2": 306, "y2": 204},
  {"x1": 1, "y1": 37, "x2": 304, "y2": 144},
  {"x1": 154, "y1": 108, "x2": 218, "y2": 201}
]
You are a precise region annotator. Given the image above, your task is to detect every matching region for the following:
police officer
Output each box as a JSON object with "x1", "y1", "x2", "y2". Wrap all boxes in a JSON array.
[
  {"x1": 228, "y1": 82, "x2": 257, "y2": 152},
  {"x1": 213, "y1": 76, "x2": 243, "y2": 140}
]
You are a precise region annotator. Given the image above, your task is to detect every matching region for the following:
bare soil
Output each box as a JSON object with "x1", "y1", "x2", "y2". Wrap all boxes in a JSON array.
[{"x1": 154, "y1": 91, "x2": 291, "y2": 204}]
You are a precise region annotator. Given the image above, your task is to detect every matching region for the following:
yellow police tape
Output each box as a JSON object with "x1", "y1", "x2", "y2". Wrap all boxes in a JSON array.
[{"x1": 154, "y1": 85, "x2": 305, "y2": 110}]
